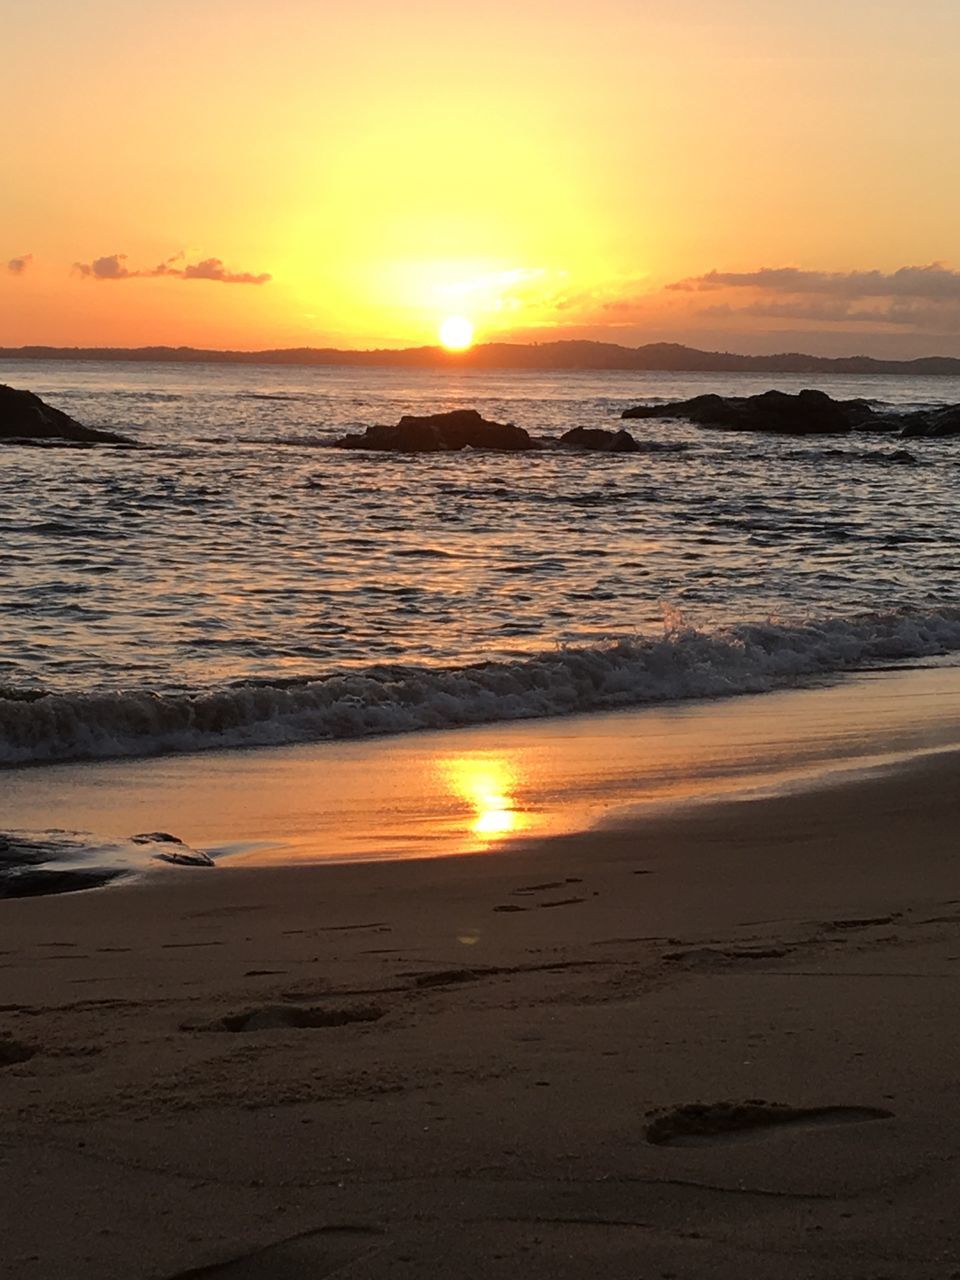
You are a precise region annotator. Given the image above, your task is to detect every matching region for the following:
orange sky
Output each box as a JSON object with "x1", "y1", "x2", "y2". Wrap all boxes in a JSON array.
[{"x1": 4, "y1": 0, "x2": 960, "y2": 356}]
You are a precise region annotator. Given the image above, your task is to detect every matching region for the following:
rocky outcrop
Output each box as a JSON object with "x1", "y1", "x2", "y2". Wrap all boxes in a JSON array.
[
  {"x1": 622, "y1": 389, "x2": 860, "y2": 435},
  {"x1": 331, "y1": 394, "x2": 960, "y2": 453},
  {"x1": 899, "y1": 405, "x2": 960, "y2": 438},
  {"x1": 332, "y1": 410, "x2": 652, "y2": 454},
  {"x1": 622, "y1": 388, "x2": 960, "y2": 439},
  {"x1": 559, "y1": 426, "x2": 639, "y2": 452},
  {"x1": 129, "y1": 832, "x2": 215, "y2": 867},
  {"x1": 0, "y1": 828, "x2": 214, "y2": 898},
  {"x1": 0, "y1": 384, "x2": 133, "y2": 445},
  {"x1": 334, "y1": 408, "x2": 535, "y2": 452}
]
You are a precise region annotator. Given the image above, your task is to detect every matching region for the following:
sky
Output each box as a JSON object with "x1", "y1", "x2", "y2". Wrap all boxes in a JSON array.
[{"x1": 3, "y1": 0, "x2": 960, "y2": 356}]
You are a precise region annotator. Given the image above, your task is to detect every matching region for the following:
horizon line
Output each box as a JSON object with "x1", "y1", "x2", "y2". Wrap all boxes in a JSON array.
[{"x1": 2, "y1": 338, "x2": 960, "y2": 374}]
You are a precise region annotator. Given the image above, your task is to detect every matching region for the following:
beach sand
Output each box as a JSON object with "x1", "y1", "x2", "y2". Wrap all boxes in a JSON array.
[{"x1": 2, "y1": 736, "x2": 960, "y2": 1278}]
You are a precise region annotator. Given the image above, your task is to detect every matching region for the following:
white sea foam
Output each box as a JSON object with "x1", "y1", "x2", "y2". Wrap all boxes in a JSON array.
[{"x1": 3, "y1": 608, "x2": 959, "y2": 768}]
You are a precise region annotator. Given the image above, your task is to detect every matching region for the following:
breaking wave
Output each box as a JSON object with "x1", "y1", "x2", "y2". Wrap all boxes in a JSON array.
[{"x1": 3, "y1": 607, "x2": 960, "y2": 768}]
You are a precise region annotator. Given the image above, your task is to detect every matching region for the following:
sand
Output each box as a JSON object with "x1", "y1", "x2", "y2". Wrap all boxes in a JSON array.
[{"x1": 2, "y1": 742, "x2": 960, "y2": 1278}]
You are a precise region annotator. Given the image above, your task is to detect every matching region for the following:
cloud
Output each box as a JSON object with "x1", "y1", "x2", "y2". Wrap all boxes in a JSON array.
[
  {"x1": 74, "y1": 252, "x2": 271, "y2": 285},
  {"x1": 74, "y1": 254, "x2": 135, "y2": 280},
  {"x1": 178, "y1": 257, "x2": 271, "y2": 285},
  {"x1": 664, "y1": 262, "x2": 960, "y2": 333},
  {"x1": 700, "y1": 300, "x2": 884, "y2": 323},
  {"x1": 534, "y1": 276, "x2": 662, "y2": 325},
  {"x1": 669, "y1": 263, "x2": 960, "y2": 301},
  {"x1": 7, "y1": 254, "x2": 33, "y2": 275}
]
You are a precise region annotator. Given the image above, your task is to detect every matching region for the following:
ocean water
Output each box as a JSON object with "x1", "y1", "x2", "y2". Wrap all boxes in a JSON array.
[{"x1": 2, "y1": 358, "x2": 959, "y2": 767}]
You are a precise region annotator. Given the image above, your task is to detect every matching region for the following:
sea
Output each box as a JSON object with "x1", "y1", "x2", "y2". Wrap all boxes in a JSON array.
[{"x1": 2, "y1": 358, "x2": 960, "y2": 770}]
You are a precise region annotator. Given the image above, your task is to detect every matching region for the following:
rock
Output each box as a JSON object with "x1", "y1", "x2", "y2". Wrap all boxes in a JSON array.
[
  {"x1": 851, "y1": 413, "x2": 911, "y2": 434},
  {"x1": 0, "y1": 830, "x2": 213, "y2": 898},
  {"x1": 900, "y1": 405, "x2": 960, "y2": 437},
  {"x1": 130, "y1": 832, "x2": 215, "y2": 867},
  {"x1": 0, "y1": 384, "x2": 133, "y2": 445},
  {"x1": 623, "y1": 389, "x2": 855, "y2": 435},
  {"x1": 559, "y1": 426, "x2": 639, "y2": 453},
  {"x1": 623, "y1": 393, "x2": 725, "y2": 422},
  {"x1": 333, "y1": 408, "x2": 535, "y2": 452},
  {"x1": 0, "y1": 830, "x2": 131, "y2": 898},
  {"x1": 621, "y1": 388, "x2": 960, "y2": 440}
]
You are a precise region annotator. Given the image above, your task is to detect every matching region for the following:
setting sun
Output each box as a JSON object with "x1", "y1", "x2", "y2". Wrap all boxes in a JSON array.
[{"x1": 438, "y1": 315, "x2": 475, "y2": 351}]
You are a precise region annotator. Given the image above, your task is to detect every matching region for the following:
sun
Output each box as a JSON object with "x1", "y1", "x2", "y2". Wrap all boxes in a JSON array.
[{"x1": 438, "y1": 315, "x2": 474, "y2": 351}]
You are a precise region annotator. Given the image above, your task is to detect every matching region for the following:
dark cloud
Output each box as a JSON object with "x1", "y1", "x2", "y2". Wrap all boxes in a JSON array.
[
  {"x1": 7, "y1": 254, "x2": 34, "y2": 275},
  {"x1": 669, "y1": 263, "x2": 960, "y2": 301},
  {"x1": 700, "y1": 300, "x2": 885, "y2": 323},
  {"x1": 74, "y1": 254, "x2": 134, "y2": 280},
  {"x1": 666, "y1": 263, "x2": 960, "y2": 333},
  {"x1": 74, "y1": 252, "x2": 271, "y2": 285},
  {"x1": 179, "y1": 257, "x2": 271, "y2": 285}
]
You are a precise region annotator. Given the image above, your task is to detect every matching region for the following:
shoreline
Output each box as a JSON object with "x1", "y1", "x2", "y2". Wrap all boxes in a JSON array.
[
  {"x1": 4, "y1": 663, "x2": 960, "y2": 894},
  {"x1": 2, "y1": 741, "x2": 960, "y2": 1276}
]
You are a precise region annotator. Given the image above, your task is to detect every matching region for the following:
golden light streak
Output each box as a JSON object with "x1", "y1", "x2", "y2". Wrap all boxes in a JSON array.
[{"x1": 442, "y1": 756, "x2": 528, "y2": 844}]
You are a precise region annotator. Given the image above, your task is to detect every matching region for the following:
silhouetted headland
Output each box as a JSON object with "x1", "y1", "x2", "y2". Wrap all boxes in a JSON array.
[
  {"x1": 4, "y1": 340, "x2": 960, "y2": 375},
  {"x1": 0, "y1": 383, "x2": 133, "y2": 446}
]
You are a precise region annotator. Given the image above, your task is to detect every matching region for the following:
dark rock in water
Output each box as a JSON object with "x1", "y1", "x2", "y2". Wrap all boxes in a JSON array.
[
  {"x1": 622, "y1": 388, "x2": 960, "y2": 441},
  {"x1": 622, "y1": 389, "x2": 855, "y2": 435},
  {"x1": 0, "y1": 829, "x2": 213, "y2": 897},
  {"x1": 835, "y1": 397, "x2": 887, "y2": 427},
  {"x1": 130, "y1": 832, "x2": 215, "y2": 867},
  {"x1": 559, "y1": 426, "x2": 639, "y2": 453},
  {"x1": 333, "y1": 408, "x2": 535, "y2": 452},
  {"x1": 847, "y1": 411, "x2": 906, "y2": 433},
  {"x1": 623, "y1": 393, "x2": 725, "y2": 423},
  {"x1": 0, "y1": 384, "x2": 133, "y2": 445},
  {"x1": 0, "y1": 831, "x2": 130, "y2": 898},
  {"x1": 900, "y1": 405, "x2": 960, "y2": 438}
]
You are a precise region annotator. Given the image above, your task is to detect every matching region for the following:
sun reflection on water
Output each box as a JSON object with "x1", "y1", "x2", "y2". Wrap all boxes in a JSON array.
[{"x1": 442, "y1": 756, "x2": 529, "y2": 844}]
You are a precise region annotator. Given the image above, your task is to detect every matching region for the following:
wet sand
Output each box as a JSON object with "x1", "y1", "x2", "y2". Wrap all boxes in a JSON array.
[
  {"x1": 2, "y1": 743, "x2": 960, "y2": 1278},
  {"x1": 4, "y1": 664, "x2": 960, "y2": 872}
]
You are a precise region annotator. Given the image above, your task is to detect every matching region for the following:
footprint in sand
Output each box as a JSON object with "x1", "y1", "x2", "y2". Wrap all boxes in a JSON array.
[
  {"x1": 511, "y1": 878, "x2": 583, "y2": 897},
  {"x1": 411, "y1": 967, "x2": 494, "y2": 989},
  {"x1": 163, "y1": 1223, "x2": 386, "y2": 1279},
  {"x1": 190, "y1": 1004, "x2": 385, "y2": 1033},
  {"x1": 663, "y1": 945, "x2": 792, "y2": 966},
  {"x1": 162, "y1": 940, "x2": 224, "y2": 949},
  {"x1": 645, "y1": 1100, "x2": 893, "y2": 1146},
  {"x1": 823, "y1": 915, "x2": 900, "y2": 931},
  {"x1": 318, "y1": 922, "x2": 392, "y2": 933},
  {"x1": 495, "y1": 878, "x2": 587, "y2": 913},
  {"x1": 0, "y1": 1037, "x2": 35, "y2": 1067}
]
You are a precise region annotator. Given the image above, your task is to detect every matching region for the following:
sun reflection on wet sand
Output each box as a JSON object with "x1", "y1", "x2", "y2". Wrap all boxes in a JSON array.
[{"x1": 441, "y1": 755, "x2": 531, "y2": 845}]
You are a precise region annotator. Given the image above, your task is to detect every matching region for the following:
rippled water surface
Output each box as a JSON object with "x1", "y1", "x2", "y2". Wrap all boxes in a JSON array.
[{"x1": 2, "y1": 360, "x2": 959, "y2": 700}]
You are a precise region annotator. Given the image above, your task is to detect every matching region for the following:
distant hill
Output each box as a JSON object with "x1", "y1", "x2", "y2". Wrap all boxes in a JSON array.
[{"x1": 2, "y1": 340, "x2": 960, "y2": 375}]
